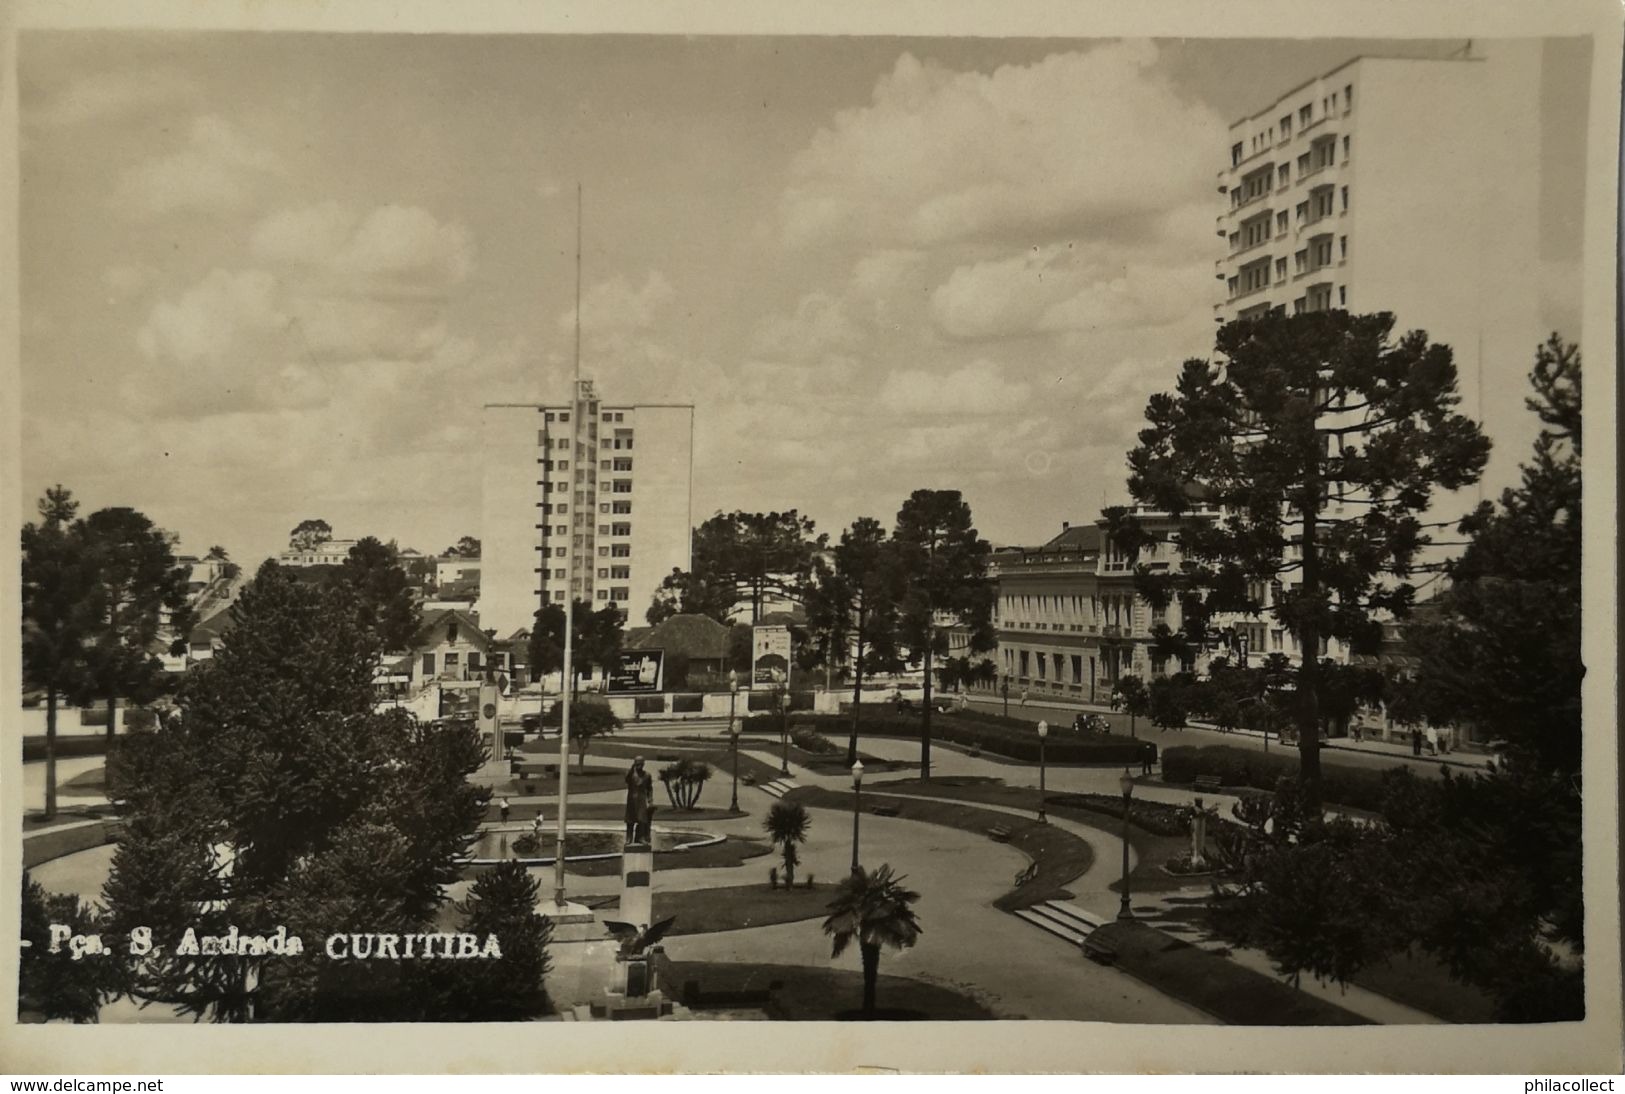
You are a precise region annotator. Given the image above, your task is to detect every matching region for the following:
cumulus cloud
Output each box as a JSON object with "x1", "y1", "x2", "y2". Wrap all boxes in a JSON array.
[
  {"x1": 780, "y1": 44, "x2": 1222, "y2": 249},
  {"x1": 111, "y1": 115, "x2": 281, "y2": 219},
  {"x1": 249, "y1": 202, "x2": 474, "y2": 287},
  {"x1": 749, "y1": 292, "x2": 859, "y2": 362},
  {"x1": 560, "y1": 271, "x2": 677, "y2": 342}
]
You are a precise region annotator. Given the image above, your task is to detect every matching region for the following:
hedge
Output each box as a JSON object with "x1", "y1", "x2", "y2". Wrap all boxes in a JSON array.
[
  {"x1": 1160, "y1": 745, "x2": 1390, "y2": 812},
  {"x1": 782, "y1": 713, "x2": 1155, "y2": 766}
]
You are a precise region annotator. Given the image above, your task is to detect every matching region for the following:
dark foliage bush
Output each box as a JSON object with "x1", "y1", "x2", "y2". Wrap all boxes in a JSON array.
[
  {"x1": 1161, "y1": 745, "x2": 1391, "y2": 812},
  {"x1": 23, "y1": 735, "x2": 111, "y2": 763},
  {"x1": 789, "y1": 727, "x2": 839, "y2": 755},
  {"x1": 780, "y1": 713, "x2": 1155, "y2": 766}
]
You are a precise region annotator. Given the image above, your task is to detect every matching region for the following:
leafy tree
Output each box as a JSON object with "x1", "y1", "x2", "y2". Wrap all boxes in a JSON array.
[
  {"x1": 20, "y1": 872, "x2": 122, "y2": 1022},
  {"x1": 1111, "y1": 311, "x2": 1489, "y2": 807},
  {"x1": 528, "y1": 600, "x2": 625, "y2": 695},
  {"x1": 541, "y1": 699, "x2": 621, "y2": 768},
  {"x1": 432, "y1": 860, "x2": 554, "y2": 1019},
  {"x1": 444, "y1": 536, "x2": 482, "y2": 559},
  {"x1": 650, "y1": 510, "x2": 826, "y2": 625},
  {"x1": 288, "y1": 518, "x2": 333, "y2": 552},
  {"x1": 763, "y1": 800, "x2": 811, "y2": 888},
  {"x1": 803, "y1": 517, "x2": 905, "y2": 765},
  {"x1": 101, "y1": 561, "x2": 489, "y2": 1022},
  {"x1": 821, "y1": 864, "x2": 923, "y2": 1017},
  {"x1": 334, "y1": 536, "x2": 421, "y2": 651},
  {"x1": 1149, "y1": 673, "x2": 1195, "y2": 729},
  {"x1": 1404, "y1": 335, "x2": 1582, "y2": 776},
  {"x1": 21, "y1": 486, "x2": 97, "y2": 819},
  {"x1": 725, "y1": 623, "x2": 754, "y2": 674},
  {"x1": 74, "y1": 507, "x2": 196, "y2": 744},
  {"x1": 892, "y1": 490, "x2": 995, "y2": 780},
  {"x1": 658, "y1": 759, "x2": 714, "y2": 810},
  {"x1": 1213, "y1": 766, "x2": 1583, "y2": 1022},
  {"x1": 1112, "y1": 675, "x2": 1151, "y2": 738}
]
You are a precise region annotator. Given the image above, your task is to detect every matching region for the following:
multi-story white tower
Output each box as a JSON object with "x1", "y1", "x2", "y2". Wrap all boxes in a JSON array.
[
  {"x1": 1213, "y1": 41, "x2": 1580, "y2": 492},
  {"x1": 481, "y1": 379, "x2": 694, "y2": 639}
]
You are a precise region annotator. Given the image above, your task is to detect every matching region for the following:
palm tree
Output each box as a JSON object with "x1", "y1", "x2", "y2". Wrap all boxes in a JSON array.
[
  {"x1": 822, "y1": 864, "x2": 923, "y2": 1016},
  {"x1": 762, "y1": 801, "x2": 810, "y2": 888}
]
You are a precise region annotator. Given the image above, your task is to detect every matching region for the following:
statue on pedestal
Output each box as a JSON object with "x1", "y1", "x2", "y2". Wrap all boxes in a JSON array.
[{"x1": 624, "y1": 756, "x2": 655, "y2": 844}]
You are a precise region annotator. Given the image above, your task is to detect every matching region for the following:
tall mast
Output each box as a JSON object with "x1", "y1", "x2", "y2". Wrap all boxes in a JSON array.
[{"x1": 553, "y1": 183, "x2": 582, "y2": 909}]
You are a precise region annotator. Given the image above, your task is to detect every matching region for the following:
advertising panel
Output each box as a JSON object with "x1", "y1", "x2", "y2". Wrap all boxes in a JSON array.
[
  {"x1": 607, "y1": 648, "x2": 664, "y2": 694},
  {"x1": 751, "y1": 624, "x2": 792, "y2": 687}
]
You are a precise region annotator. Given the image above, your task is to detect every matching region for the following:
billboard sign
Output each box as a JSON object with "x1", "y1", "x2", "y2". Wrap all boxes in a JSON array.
[
  {"x1": 607, "y1": 649, "x2": 664, "y2": 694},
  {"x1": 752, "y1": 625, "x2": 792, "y2": 687}
]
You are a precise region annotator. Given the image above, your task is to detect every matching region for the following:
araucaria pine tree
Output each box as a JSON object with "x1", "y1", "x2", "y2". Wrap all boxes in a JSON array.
[{"x1": 1112, "y1": 311, "x2": 1488, "y2": 806}]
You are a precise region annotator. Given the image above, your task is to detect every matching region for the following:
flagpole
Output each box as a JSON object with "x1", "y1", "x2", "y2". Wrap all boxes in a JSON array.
[{"x1": 554, "y1": 182, "x2": 582, "y2": 910}]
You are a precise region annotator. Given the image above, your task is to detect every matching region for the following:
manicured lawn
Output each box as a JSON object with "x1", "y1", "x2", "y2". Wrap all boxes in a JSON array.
[
  {"x1": 663, "y1": 959, "x2": 995, "y2": 1020},
  {"x1": 784, "y1": 785, "x2": 1093, "y2": 912},
  {"x1": 1351, "y1": 946, "x2": 1497, "y2": 1023},
  {"x1": 23, "y1": 819, "x2": 122, "y2": 870},
  {"x1": 1086, "y1": 920, "x2": 1369, "y2": 1025}
]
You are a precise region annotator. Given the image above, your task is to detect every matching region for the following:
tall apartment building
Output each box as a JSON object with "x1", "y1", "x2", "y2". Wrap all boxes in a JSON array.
[
  {"x1": 1213, "y1": 42, "x2": 1579, "y2": 492},
  {"x1": 481, "y1": 379, "x2": 694, "y2": 640}
]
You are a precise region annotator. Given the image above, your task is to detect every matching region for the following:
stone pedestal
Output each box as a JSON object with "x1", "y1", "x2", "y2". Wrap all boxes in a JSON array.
[{"x1": 622, "y1": 840, "x2": 653, "y2": 930}]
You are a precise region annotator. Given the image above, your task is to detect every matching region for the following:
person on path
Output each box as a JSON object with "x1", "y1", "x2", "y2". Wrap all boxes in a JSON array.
[
  {"x1": 1411, "y1": 727, "x2": 1423, "y2": 757},
  {"x1": 498, "y1": 796, "x2": 511, "y2": 823},
  {"x1": 1424, "y1": 724, "x2": 1439, "y2": 757},
  {"x1": 1019, "y1": 689, "x2": 1029, "y2": 708}
]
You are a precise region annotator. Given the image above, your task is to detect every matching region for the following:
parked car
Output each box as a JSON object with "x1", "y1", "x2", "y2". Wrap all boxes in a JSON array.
[{"x1": 1073, "y1": 713, "x2": 1111, "y2": 735}]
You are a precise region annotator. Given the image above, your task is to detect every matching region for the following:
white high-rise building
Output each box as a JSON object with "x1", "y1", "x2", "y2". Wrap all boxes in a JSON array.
[
  {"x1": 1214, "y1": 41, "x2": 1583, "y2": 493},
  {"x1": 481, "y1": 379, "x2": 694, "y2": 639}
]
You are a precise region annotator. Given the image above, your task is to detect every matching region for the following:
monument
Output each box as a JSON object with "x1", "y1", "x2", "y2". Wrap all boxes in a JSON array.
[{"x1": 592, "y1": 757, "x2": 677, "y2": 1019}]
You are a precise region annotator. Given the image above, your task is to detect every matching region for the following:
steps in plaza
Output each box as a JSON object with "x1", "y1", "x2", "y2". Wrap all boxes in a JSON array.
[
  {"x1": 1011, "y1": 900, "x2": 1106, "y2": 948},
  {"x1": 758, "y1": 776, "x2": 797, "y2": 799}
]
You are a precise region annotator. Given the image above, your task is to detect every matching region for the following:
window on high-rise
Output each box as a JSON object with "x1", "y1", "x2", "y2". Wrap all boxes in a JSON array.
[
  {"x1": 1231, "y1": 142, "x2": 1243, "y2": 166},
  {"x1": 612, "y1": 480, "x2": 633, "y2": 494},
  {"x1": 1340, "y1": 236, "x2": 1347, "y2": 259},
  {"x1": 1342, "y1": 135, "x2": 1350, "y2": 161},
  {"x1": 1276, "y1": 210, "x2": 1289, "y2": 234},
  {"x1": 554, "y1": 591, "x2": 566, "y2": 602},
  {"x1": 611, "y1": 566, "x2": 630, "y2": 580},
  {"x1": 610, "y1": 588, "x2": 630, "y2": 602},
  {"x1": 555, "y1": 547, "x2": 566, "y2": 558},
  {"x1": 1341, "y1": 185, "x2": 1349, "y2": 212},
  {"x1": 612, "y1": 500, "x2": 631, "y2": 514},
  {"x1": 1338, "y1": 286, "x2": 1347, "y2": 306},
  {"x1": 611, "y1": 544, "x2": 630, "y2": 558},
  {"x1": 1279, "y1": 114, "x2": 1292, "y2": 138},
  {"x1": 1344, "y1": 84, "x2": 1352, "y2": 109},
  {"x1": 1298, "y1": 104, "x2": 1312, "y2": 125}
]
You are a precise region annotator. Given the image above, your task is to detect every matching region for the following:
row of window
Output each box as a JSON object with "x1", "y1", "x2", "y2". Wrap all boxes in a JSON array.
[{"x1": 1229, "y1": 82, "x2": 1353, "y2": 167}]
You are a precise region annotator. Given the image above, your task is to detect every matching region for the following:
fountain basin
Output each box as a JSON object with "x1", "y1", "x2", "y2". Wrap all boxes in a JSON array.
[{"x1": 467, "y1": 823, "x2": 724, "y2": 865}]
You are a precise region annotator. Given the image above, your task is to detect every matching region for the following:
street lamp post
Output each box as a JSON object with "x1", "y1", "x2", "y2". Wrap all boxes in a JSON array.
[
  {"x1": 851, "y1": 759, "x2": 864, "y2": 873},
  {"x1": 1001, "y1": 676, "x2": 1010, "y2": 718},
  {"x1": 779, "y1": 681, "x2": 791, "y2": 776},
  {"x1": 728, "y1": 671, "x2": 741, "y2": 812},
  {"x1": 1118, "y1": 767, "x2": 1136, "y2": 921},
  {"x1": 1036, "y1": 720, "x2": 1049, "y2": 824}
]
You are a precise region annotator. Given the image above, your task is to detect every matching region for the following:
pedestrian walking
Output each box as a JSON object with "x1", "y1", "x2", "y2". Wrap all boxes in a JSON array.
[
  {"x1": 1411, "y1": 727, "x2": 1423, "y2": 756},
  {"x1": 498, "y1": 796, "x2": 511, "y2": 823},
  {"x1": 1352, "y1": 722, "x2": 1363, "y2": 744},
  {"x1": 1020, "y1": 689, "x2": 1029, "y2": 708},
  {"x1": 1424, "y1": 724, "x2": 1439, "y2": 757},
  {"x1": 1140, "y1": 742, "x2": 1155, "y2": 777}
]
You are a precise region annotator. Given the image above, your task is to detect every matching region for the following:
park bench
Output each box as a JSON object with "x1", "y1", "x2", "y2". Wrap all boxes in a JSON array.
[
  {"x1": 1013, "y1": 862, "x2": 1039, "y2": 887},
  {"x1": 1083, "y1": 937, "x2": 1117, "y2": 965},
  {"x1": 871, "y1": 803, "x2": 900, "y2": 818},
  {"x1": 987, "y1": 824, "x2": 1013, "y2": 843},
  {"x1": 1192, "y1": 775, "x2": 1223, "y2": 794}
]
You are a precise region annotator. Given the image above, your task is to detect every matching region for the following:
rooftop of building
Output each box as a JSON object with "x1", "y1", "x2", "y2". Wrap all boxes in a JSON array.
[
  {"x1": 623, "y1": 612, "x2": 733, "y2": 661},
  {"x1": 1228, "y1": 48, "x2": 1482, "y2": 129}
]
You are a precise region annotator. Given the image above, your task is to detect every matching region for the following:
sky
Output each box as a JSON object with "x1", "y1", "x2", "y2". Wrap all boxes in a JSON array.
[{"x1": 17, "y1": 32, "x2": 1589, "y2": 563}]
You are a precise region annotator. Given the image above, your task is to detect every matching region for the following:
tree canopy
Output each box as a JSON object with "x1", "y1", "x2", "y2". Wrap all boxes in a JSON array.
[
  {"x1": 1403, "y1": 334, "x2": 1582, "y2": 775},
  {"x1": 102, "y1": 561, "x2": 490, "y2": 1021},
  {"x1": 892, "y1": 489, "x2": 995, "y2": 779},
  {"x1": 648, "y1": 510, "x2": 825, "y2": 624},
  {"x1": 334, "y1": 536, "x2": 422, "y2": 651},
  {"x1": 288, "y1": 518, "x2": 333, "y2": 552},
  {"x1": 1111, "y1": 311, "x2": 1488, "y2": 805},
  {"x1": 444, "y1": 536, "x2": 481, "y2": 559},
  {"x1": 528, "y1": 599, "x2": 625, "y2": 689}
]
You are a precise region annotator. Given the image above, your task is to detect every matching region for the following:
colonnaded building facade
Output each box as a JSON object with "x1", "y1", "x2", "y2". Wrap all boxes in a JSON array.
[{"x1": 481, "y1": 379, "x2": 694, "y2": 641}]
